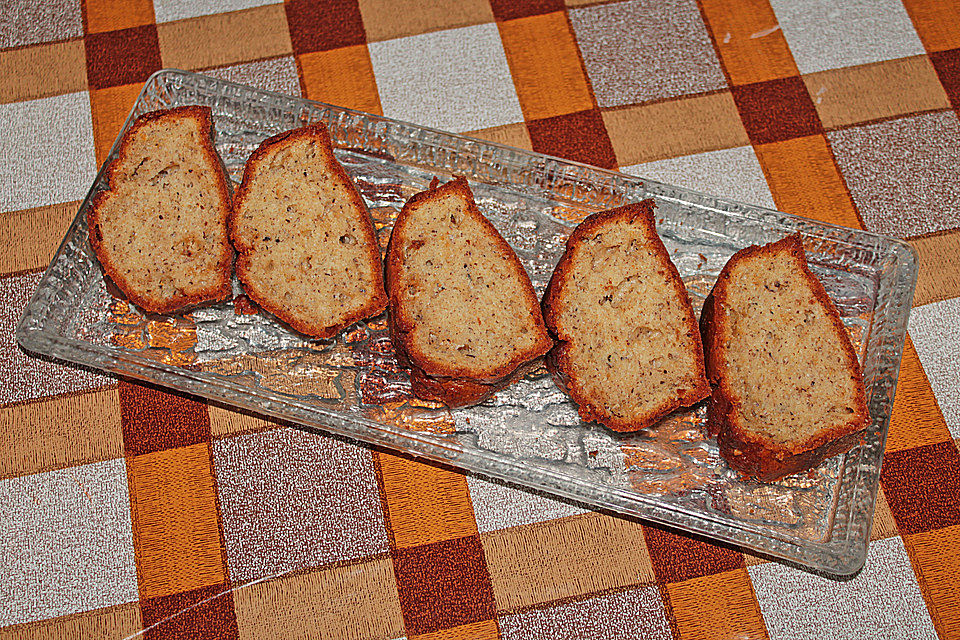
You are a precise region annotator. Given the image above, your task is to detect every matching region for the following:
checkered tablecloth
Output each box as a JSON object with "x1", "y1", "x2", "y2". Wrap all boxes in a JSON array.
[{"x1": 2, "y1": 0, "x2": 959, "y2": 638}]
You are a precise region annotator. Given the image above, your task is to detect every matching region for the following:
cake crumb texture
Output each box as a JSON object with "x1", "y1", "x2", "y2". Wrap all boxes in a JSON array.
[
  {"x1": 542, "y1": 201, "x2": 709, "y2": 431},
  {"x1": 231, "y1": 123, "x2": 387, "y2": 339},
  {"x1": 87, "y1": 105, "x2": 233, "y2": 314},
  {"x1": 385, "y1": 177, "x2": 553, "y2": 406},
  {"x1": 700, "y1": 234, "x2": 870, "y2": 482}
]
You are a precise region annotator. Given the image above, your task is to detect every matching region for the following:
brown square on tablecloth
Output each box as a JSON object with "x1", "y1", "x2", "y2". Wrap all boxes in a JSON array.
[
  {"x1": 140, "y1": 582, "x2": 239, "y2": 640},
  {"x1": 232, "y1": 557, "x2": 405, "y2": 640},
  {"x1": 527, "y1": 108, "x2": 617, "y2": 169},
  {"x1": 602, "y1": 92, "x2": 749, "y2": 166},
  {"x1": 285, "y1": 0, "x2": 366, "y2": 55},
  {"x1": 881, "y1": 441, "x2": 960, "y2": 535},
  {"x1": 804, "y1": 56, "x2": 950, "y2": 130},
  {"x1": 481, "y1": 513, "x2": 655, "y2": 612},
  {"x1": 0, "y1": 40, "x2": 88, "y2": 104},
  {"x1": 119, "y1": 382, "x2": 210, "y2": 457},
  {"x1": 930, "y1": 47, "x2": 960, "y2": 112},
  {"x1": 489, "y1": 0, "x2": 564, "y2": 22},
  {"x1": 84, "y1": 24, "x2": 162, "y2": 90},
  {"x1": 731, "y1": 75, "x2": 823, "y2": 145},
  {"x1": 393, "y1": 535, "x2": 496, "y2": 636},
  {"x1": 643, "y1": 525, "x2": 744, "y2": 584}
]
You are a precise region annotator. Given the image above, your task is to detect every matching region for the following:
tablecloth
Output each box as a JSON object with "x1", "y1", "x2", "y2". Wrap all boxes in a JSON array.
[{"x1": 2, "y1": 0, "x2": 959, "y2": 638}]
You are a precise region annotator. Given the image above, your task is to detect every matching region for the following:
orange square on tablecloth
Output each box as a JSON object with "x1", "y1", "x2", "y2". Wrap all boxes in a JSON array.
[
  {"x1": 89, "y1": 82, "x2": 144, "y2": 166},
  {"x1": 885, "y1": 337, "x2": 953, "y2": 453},
  {"x1": 481, "y1": 513, "x2": 655, "y2": 611},
  {"x1": 0, "y1": 387, "x2": 123, "y2": 480},
  {"x1": 902, "y1": 0, "x2": 960, "y2": 52},
  {"x1": 85, "y1": 0, "x2": 155, "y2": 34},
  {"x1": 358, "y1": 0, "x2": 494, "y2": 43},
  {"x1": 910, "y1": 232, "x2": 960, "y2": 307},
  {"x1": 157, "y1": 4, "x2": 292, "y2": 71},
  {"x1": 699, "y1": 0, "x2": 798, "y2": 86},
  {"x1": 127, "y1": 443, "x2": 226, "y2": 600},
  {"x1": 234, "y1": 556, "x2": 404, "y2": 640},
  {"x1": 602, "y1": 92, "x2": 749, "y2": 166},
  {"x1": 904, "y1": 524, "x2": 960, "y2": 639},
  {"x1": 377, "y1": 452, "x2": 478, "y2": 549},
  {"x1": 498, "y1": 11, "x2": 593, "y2": 121},
  {"x1": 464, "y1": 122, "x2": 533, "y2": 150},
  {"x1": 665, "y1": 568, "x2": 769, "y2": 640},
  {"x1": 410, "y1": 619, "x2": 500, "y2": 640},
  {"x1": 0, "y1": 201, "x2": 79, "y2": 275},
  {"x1": 803, "y1": 56, "x2": 950, "y2": 130},
  {"x1": 753, "y1": 134, "x2": 862, "y2": 229},
  {"x1": 0, "y1": 40, "x2": 87, "y2": 104},
  {"x1": 299, "y1": 45, "x2": 382, "y2": 115}
]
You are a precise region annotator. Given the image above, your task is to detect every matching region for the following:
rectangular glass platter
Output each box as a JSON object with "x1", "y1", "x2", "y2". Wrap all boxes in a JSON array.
[{"x1": 18, "y1": 69, "x2": 918, "y2": 575}]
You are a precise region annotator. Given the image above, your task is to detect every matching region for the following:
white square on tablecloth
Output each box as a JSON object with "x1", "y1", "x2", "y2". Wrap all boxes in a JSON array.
[
  {"x1": 0, "y1": 459, "x2": 138, "y2": 626},
  {"x1": 769, "y1": 0, "x2": 925, "y2": 74},
  {"x1": 499, "y1": 585, "x2": 672, "y2": 640},
  {"x1": 568, "y1": 0, "x2": 726, "y2": 108},
  {"x1": 212, "y1": 427, "x2": 389, "y2": 583},
  {"x1": 202, "y1": 56, "x2": 302, "y2": 97},
  {"x1": 748, "y1": 536, "x2": 937, "y2": 640},
  {"x1": 368, "y1": 23, "x2": 524, "y2": 134},
  {"x1": 908, "y1": 297, "x2": 960, "y2": 439},
  {"x1": 152, "y1": 0, "x2": 282, "y2": 23},
  {"x1": 621, "y1": 146, "x2": 777, "y2": 211},
  {"x1": 467, "y1": 475, "x2": 588, "y2": 534},
  {"x1": 0, "y1": 92, "x2": 96, "y2": 214}
]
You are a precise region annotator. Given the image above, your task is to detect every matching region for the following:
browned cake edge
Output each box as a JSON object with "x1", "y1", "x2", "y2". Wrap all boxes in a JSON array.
[
  {"x1": 541, "y1": 201, "x2": 710, "y2": 432},
  {"x1": 87, "y1": 105, "x2": 234, "y2": 315},
  {"x1": 384, "y1": 176, "x2": 553, "y2": 407},
  {"x1": 229, "y1": 122, "x2": 388, "y2": 339},
  {"x1": 699, "y1": 234, "x2": 871, "y2": 482}
]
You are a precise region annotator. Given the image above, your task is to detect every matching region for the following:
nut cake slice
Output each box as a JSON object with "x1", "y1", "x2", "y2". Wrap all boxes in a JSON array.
[
  {"x1": 87, "y1": 106, "x2": 233, "y2": 314},
  {"x1": 231, "y1": 123, "x2": 388, "y2": 339},
  {"x1": 541, "y1": 201, "x2": 709, "y2": 431},
  {"x1": 385, "y1": 177, "x2": 553, "y2": 407},
  {"x1": 699, "y1": 234, "x2": 870, "y2": 482}
]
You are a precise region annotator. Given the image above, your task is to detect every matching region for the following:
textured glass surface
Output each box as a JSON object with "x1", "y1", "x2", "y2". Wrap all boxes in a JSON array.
[{"x1": 18, "y1": 70, "x2": 918, "y2": 575}]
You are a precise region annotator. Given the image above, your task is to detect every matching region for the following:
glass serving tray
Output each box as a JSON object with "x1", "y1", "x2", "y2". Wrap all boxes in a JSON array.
[{"x1": 18, "y1": 69, "x2": 917, "y2": 575}]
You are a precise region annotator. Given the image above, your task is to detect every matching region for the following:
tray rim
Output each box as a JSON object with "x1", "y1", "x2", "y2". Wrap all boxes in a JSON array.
[{"x1": 16, "y1": 68, "x2": 919, "y2": 576}]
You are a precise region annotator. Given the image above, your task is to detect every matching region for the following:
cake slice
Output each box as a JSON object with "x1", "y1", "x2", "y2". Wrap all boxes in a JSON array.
[
  {"x1": 87, "y1": 105, "x2": 233, "y2": 314},
  {"x1": 699, "y1": 234, "x2": 870, "y2": 482},
  {"x1": 230, "y1": 123, "x2": 388, "y2": 339},
  {"x1": 541, "y1": 201, "x2": 710, "y2": 431},
  {"x1": 385, "y1": 177, "x2": 553, "y2": 407}
]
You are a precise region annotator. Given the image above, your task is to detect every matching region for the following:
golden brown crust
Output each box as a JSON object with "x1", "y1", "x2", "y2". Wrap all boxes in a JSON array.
[
  {"x1": 385, "y1": 176, "x2": 553, "y2": 407},
  {"x1": 699, "y1": 234, "x2": 870, "y2": 482},
  {"x1": 541, "y1": 201, "x2": 710, "y2": 431},
  {"x1": 229, "y1": 123, "x2": 388, "y2": 339},
  {"x1": 87, "y1": 105, "x2": 234, "y2": 314}
]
